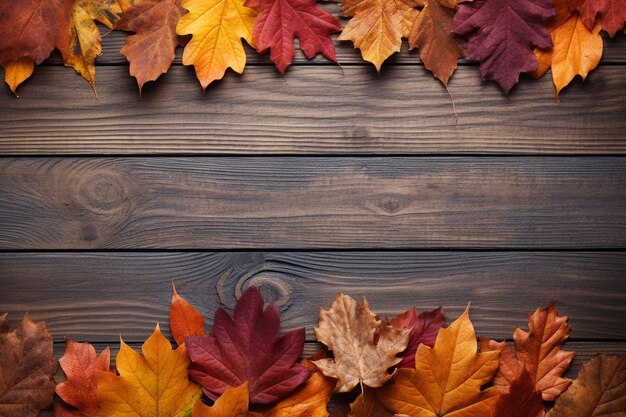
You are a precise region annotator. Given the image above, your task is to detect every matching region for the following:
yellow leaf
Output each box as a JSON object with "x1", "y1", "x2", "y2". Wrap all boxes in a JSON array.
[
  {"x1": 95, "y1": 324, "x2": 202, "y2": 417},
  {"x1": 2, "y1": 58, "x2": 34, "y2": 97},
  {"x1": 339, "y1": 0, "x2": 419, "y2": 71},
  {"x1": 177, "y1": 0, "x2": 257, "y2": 90},
  {"x1": 378, "y1": 308, "x2": 500, "y2": 417},
  {"x1": 193, "y1": 383, "x2": 262, "y2": 417},
  {"x1": 534, "y1": 0, "x2": 603, "y2": 100}
]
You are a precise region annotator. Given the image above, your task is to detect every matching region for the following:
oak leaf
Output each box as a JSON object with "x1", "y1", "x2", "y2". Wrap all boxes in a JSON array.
[
  {"x1": 94, "y1": 324, "x2": 202, "y2": 417},
  {"x1": 0, "y1": 313, "x2": 57, "y2": 417},
  {"x1": 313, "y1": 294, "x2": 410, "y2": 393},
  {"x1": 377, "y1": 308, "x2": 500, "y2": 417},
  {"x1": 408, "y1": 0, "x2": 464, "y2": 85},
  {"x1": 170, "y1": 282, "x2": 205, "y2": 346},
  {"x1": 115, "y1": 0, "x2": 185, "y2": 94},
  {"x1": 177, "y1": 0, "x2": 257, "y2": 90},
  {"x1": 568, "y1": 0, "x2": 626, "y2": 37},
  {"x1": 481, "y1": 301, "x2": 574, "y2": 401},
  {"x1": 186, "y1": 286, "x2": 310, "y2": 404},
  {"x1": 547, "y1": 354, "x2": 626, "y2": 417},
  {"x1": 2, "y1": 58, "x2": 35, "y2": 97},
  {"x1": 453, "y1": 0, "x2": 555, "y2": 94},
  {"x1": 339, "y1": 0, "x2": 420, "y2": 71},
  {"x1": 193, "y1": 383, "x2": 262, "y2": 417},
  {"x1": 55, "y1": 340, "x2": 111, "y2": 416},
  {"x1": 389, "y1": 306, "x2": 444, "y2": 368},
  {"x1": 491, "y1": 370, "x2": 545, "y2": 417},
  {"x1": 245, "y1": 0, "x2": 341, "y2": 73},
  {"x1": 534, "y1": 0, "x2": 603, "y2": 100}
]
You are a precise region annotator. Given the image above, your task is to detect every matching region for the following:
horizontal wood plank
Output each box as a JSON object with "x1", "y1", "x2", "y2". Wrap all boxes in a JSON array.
[
  {"x1": 1, "y1": 66, "x2": 626, "y2": 155},
  {"x1": 1, "y1": 157, "x2": 625, "y2": 249},
  {"x1": 1, "y1": 252, "x2": 625, "y2": 341}
]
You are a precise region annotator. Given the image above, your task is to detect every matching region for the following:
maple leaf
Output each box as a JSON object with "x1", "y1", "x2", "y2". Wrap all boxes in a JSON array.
[
  {"x1": 245, "y1": 0, "x2": 341, "y2": 73},
  {"x1": 260, "y1": 352, "x2": 335, "y2": 417},
  {"x1": 193, "y1": 382, "x2": 263, "y2": 417},
  {"x1": 114, "y1": 0, "x2": 185, "y2": 94},
  {"x1": 55, "y1": 340, "x2": 111, "y2": 416},
  {"x1": 339, "y1": 0, "x2": 420, "y2": 71},
  {"x1": 2, "y1": 58, "x2": 34, "y2": 97},
  {"x1": 348, "y1": 387, "x2": 395, "y2": 417},
  {"x1": 453, "y1": 0, "x2": 555, "y2": 94},
  {"x1": 176, "y1": 0, "x2": 257, "y2": 90},
  {"x1": 389, "y1": 306, "x2": 444, "y2": 368},
  {"x1": 186, "y1": 286, "x2": 310, "y2": 404},
  {"x1": 408, "y1": 0, "x2": 464, "y2": 85},
  {"x1": 94, "y1": 324, "x2": 202, "y2": 417},
  {"x1": 377, "y1": 307, "x2": 500, "y2": 417},
  {"x1": 313, "y1": 294, "x2": 410, "y2": 393},
  {"x1": 546, "y1": 354, "x2": 626, "y2": 417},
  {"x1": 170, "y1": 282, "x2": 205, "y2": 346},
  {"x1": 0, "y1": 313, "x2": 57, "y2": 417},
  {"x1": 481, "y1": 301, "x2": 574, "y2": 401},
  {"x1": 534, "y1": 0, "x2": 603, "y2": 100},
  {"x1": 568, "y1": 0, "x2": 626, "y2": 37},
  {"x1": 491, "y1": 370, "x2": 545, "y2": 417}
]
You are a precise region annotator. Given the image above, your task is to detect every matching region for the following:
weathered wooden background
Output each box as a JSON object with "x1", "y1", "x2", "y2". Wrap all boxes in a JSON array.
[{"x1": 1, "y1": 17, "x2": 626, "y2": 416}]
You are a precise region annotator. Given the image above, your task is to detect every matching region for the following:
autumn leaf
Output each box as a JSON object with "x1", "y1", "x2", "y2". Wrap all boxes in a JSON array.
[
  {"x1": 193, "y1": 383, "x2": 262, "y2": 417},
  {"x1": 186, "y1": 286, "x2": 310, "y2": 404},
  {"x1": 245, "y1": 0, "x2": 341, "y2": 73},
  {"x1": 114, "y1": 0, "x2": 185, "y2": 94},
  {"x1": 408, "y1": 0, "x2": 464, "y2": 86},
  {"x1": 568, "y1": 0, "x2": 626, "y2": 37},
  {"x1": 0, "y1": 313, "x2": 57, "y2": 417},
  {"x1": 55, "y1": 340, "x2": 111, "y2": 416},
  {"x1": 313, "y1": 294, "x2": 410, "y2": 393},
  {"x1": 177, "y1": 0, "x2": 257, "y2": 90},
  {"x1": 339, "y1": 0, "x2": 420, "y2": 71},
  {"x1": 534, "y1": 0, "x2": 603, "y2": 100},
  {"x1": 377, "y1": 307, "x2": 500, "y2": 417},
  {"x1": 389, "y1": 306, "x2": 444, "y2": 369},
  {"x1": 453, "y1": 0, "x2": 555, "y2": 94},
  {"x1": 2, "y1": 58, "x2": 34, "y2": 97},
  {"x1": 491, "y1": 370, "x2": 545, "y2": 417},
  {"x1": 94, "y1": 324, "x2": 202, "y2": 417},
  {"x1": 348, "y1": 387, "x2": 395, "y2": 417},
  {"x1": 481, "y1": 301, "x2": 574, "y2": 401},
  {"x1": 260, "y1": 353, "x2": 335, "y2": 417},
  {"x1": 170, "y1": 282, "x2": 205, "y2": 346},
  {"x1": 547, "y1": 354, "x2": 626, "y2": 417}
]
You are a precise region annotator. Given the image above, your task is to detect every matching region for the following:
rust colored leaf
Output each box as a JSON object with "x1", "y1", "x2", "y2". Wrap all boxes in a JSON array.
[
  {"x1": 348, "y1": 387, "x2": 395, "y2": 417},
  {"x1": 389, "y1": 306, "x2": 444, "y2": 369},
  {"x1": 313, "y1": 294, "x2": 410, "y2": 393},
  {"x1": 378, "y1": 308, "x2": 500, "y2": 417},
  {"x1": 0, "y1": 313, "x2": 57, "y2": 417},
  {"x1": 408, "y1": 0, "x2": 464, "y2": 85},
  {"x1": 569, "y1": 0, "x2": 626, "y2": 37},
  {"x1": 547, "y1": 354, "x2": 626, "y2": 417},
  {"x1": 170, "y1": 282, "x2": 205, "y2": 346},
  {"x1": 187, "y1": 286, "x2": 310, "y2": 404},
  {"x1": 491, "y1": 370, "x2": 545, "y2": 417},
  {"x1": 115, "y1": 0, "x2": 185, "y2": 93}
]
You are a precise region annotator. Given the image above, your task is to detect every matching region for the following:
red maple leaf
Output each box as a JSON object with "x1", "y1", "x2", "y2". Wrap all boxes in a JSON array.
[
  {"x1": 186, "y1": 286, "x2": 311, "y2": 404},
  {"x1": 245, "y1": 0, "x2": 341, "y2": 73},
  {"x1": 389, "y1": 306, "x2": 444, "y2": 369},
  {"x1": 453, "y1": 0, "x2": 555, "y2": 94},
  {"x1": 569, "y1": 0, "x2": 626, "y2": 37}
]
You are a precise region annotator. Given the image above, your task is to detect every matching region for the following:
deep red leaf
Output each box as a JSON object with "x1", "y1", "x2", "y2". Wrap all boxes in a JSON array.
[
  {"x1": 568, "y1": 0, "x2": 626, "y2": 37},
  {"x1": 491, "y1": 370, "x2": 545, "y2": 417},
  {"x1": 389, "y1": 306, "x2": 444, "y2": 368}
]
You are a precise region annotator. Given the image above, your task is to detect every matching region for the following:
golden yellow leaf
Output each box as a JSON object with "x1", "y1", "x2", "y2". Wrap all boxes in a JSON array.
[
  {"x1": 177, "y1": 0, "x2": 257, "y2": 90},
  {"x1": 193, "y1": 383, "x2": 262, "y2": 417},
  {"x1": 2, "y1": 58, "x2": 34, "y2": 96},
  {"x1": 534, "y1": 0, "x2": 603, "y2": 100},
  {"x1": 94, "y1": 324, "x2": 202, "y2": 417},
  {"x1": 339, "y1": 0, "x2": 419, "y2": 71},
  {"x1": 378, "y1": 308, "x2": 500, "y2": 417}
]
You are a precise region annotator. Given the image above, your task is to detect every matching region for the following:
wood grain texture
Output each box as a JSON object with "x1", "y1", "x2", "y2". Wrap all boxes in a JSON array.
[
  {"x1": 1, "y1": 252, "x2": 625, "y2": 341},
  {"x1": 2, "y1": 157, "x2": 626, "y2": 249},
  {"x1": 41, "y1": 12, "x2": 626, "y2": 66},
  {"x1": 1, "y1": 66, "x2": 626, "y2": 155}
]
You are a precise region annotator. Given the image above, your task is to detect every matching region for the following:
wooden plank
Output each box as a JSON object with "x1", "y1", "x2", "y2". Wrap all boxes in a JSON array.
[
  {"x1": 1, "y1": 158, "x2": 626, "y2": 249},
  {"x1": 1, "y1": 66, "x2": 626, "y2": 155},
  {"x1": 1, "y1": 252, "x2": 625, "y2": 341},
  {"x1": 40, "y1": 15, "x2": 626, "y2": 66}
]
